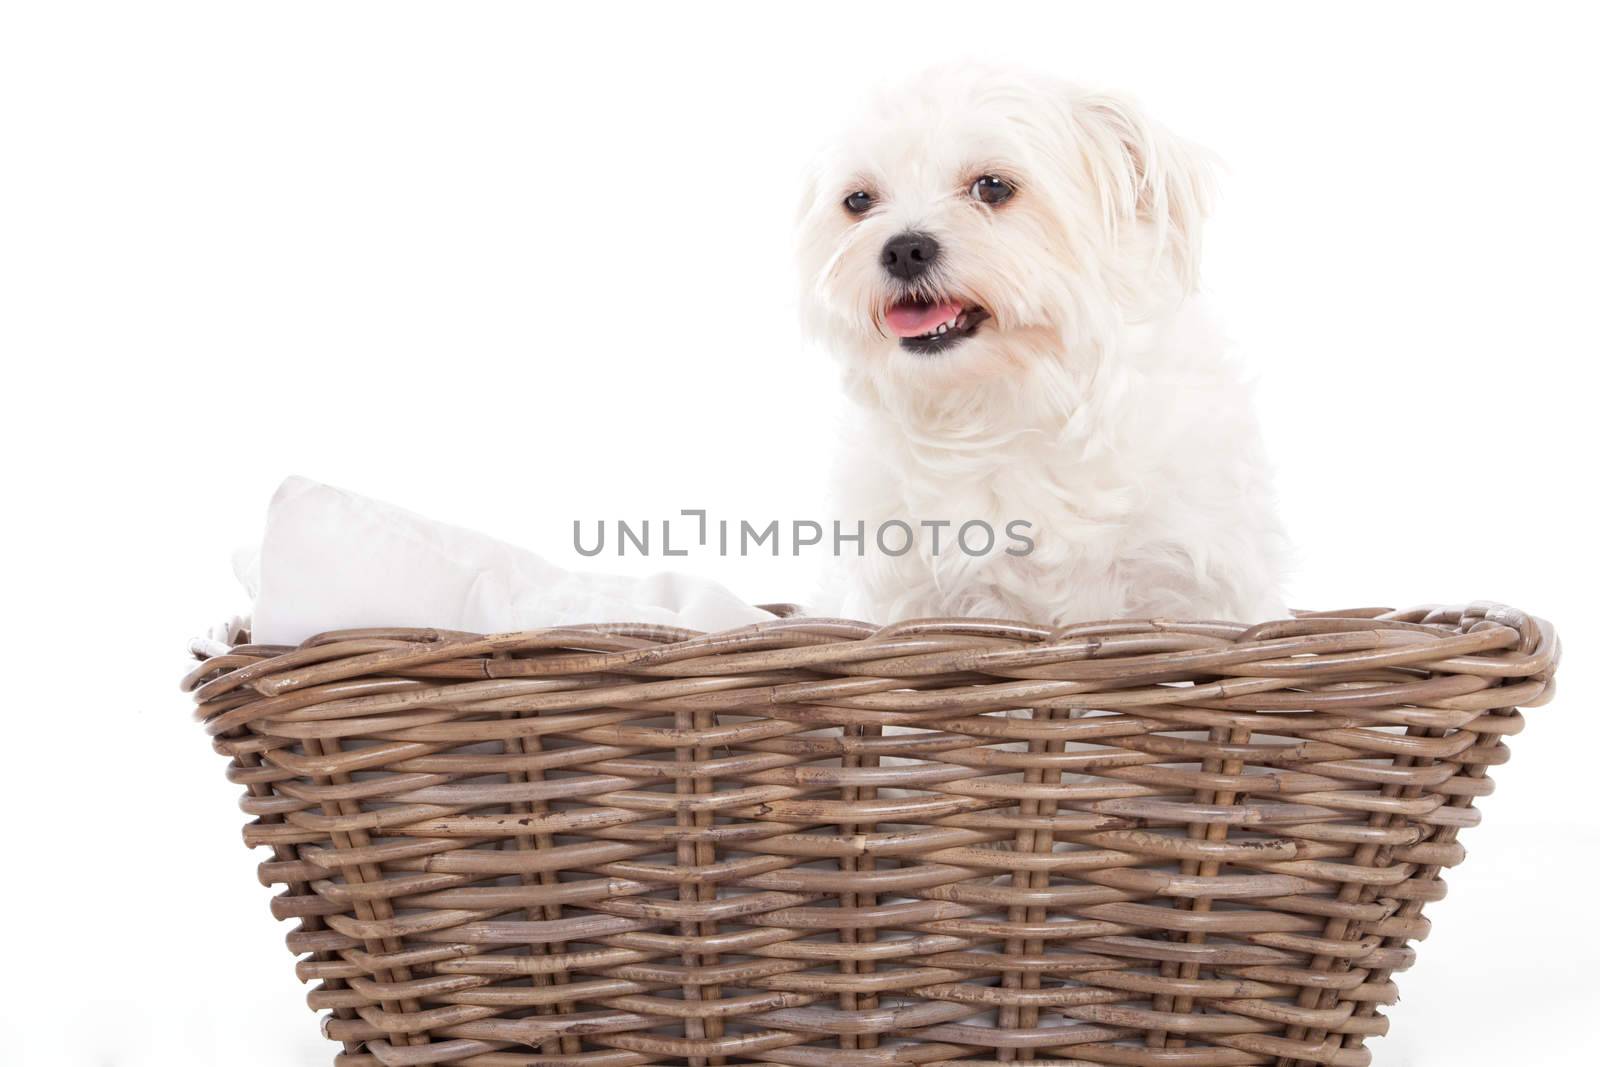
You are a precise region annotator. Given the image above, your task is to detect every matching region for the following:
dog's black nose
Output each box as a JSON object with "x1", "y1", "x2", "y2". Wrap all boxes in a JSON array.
[{"x1": 880, "y1": 231, "x2": 940, "y2": 281}]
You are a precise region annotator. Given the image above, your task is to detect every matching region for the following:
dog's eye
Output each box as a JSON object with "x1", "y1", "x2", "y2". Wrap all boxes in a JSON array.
[
  {"x1": 843, "y1": 190, "x2": 874, "y2": 215},
  {"x1": 970, "y1": 175, "x2": 1014, "y2": 205}
]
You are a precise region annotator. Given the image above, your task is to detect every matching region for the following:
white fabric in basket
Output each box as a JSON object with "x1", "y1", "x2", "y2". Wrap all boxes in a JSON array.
[{"x1": 237, "y1": 476, "x2": 774, "y2": 646}]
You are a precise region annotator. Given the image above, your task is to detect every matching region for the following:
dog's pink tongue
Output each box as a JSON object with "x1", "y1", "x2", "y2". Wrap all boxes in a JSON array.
[{"x1": 885, "y1": 300, "x2": 961, "y2": 338}]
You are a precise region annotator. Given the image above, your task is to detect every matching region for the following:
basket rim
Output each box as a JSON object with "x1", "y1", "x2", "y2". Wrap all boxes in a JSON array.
[{"x1": 183, "y1": 601, "x2": 1558, "y2": 711}]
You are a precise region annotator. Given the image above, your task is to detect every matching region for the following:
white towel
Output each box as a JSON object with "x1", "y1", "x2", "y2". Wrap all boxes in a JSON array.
[{"x1": 236, "y1": 476, "x2": 774, "y2": 646}]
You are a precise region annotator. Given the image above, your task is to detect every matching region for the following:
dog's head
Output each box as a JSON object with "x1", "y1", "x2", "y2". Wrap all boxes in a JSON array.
[{"x1": 798, "y1": 66, "x2": 1212, "y2": 396}]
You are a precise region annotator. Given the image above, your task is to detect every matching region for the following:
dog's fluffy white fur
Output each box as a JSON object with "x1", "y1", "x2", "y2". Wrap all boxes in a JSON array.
[{"x1": 799, "y1": 66, "x2": 1287, "y2": 625}]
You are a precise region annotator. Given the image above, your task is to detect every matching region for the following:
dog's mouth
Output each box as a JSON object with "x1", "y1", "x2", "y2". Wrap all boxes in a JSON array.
[{"x1": 884, "y1": 297, "x2": 989, "y2": 355}]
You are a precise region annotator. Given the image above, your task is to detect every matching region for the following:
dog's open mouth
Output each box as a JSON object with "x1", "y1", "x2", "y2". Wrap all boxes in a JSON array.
[{"x1": 885, "y1": 297, "x2": 989, "y2": 355}]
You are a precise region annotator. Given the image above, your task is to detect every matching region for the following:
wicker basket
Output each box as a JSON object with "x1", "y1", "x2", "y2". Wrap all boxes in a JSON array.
[{"x1": 183, "y1": 602, "x2": 1558, "y2": 1067}]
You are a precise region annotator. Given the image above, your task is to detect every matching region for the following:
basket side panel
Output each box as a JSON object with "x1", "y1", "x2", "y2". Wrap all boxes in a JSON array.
[{"x1": 187, "y1": 606, "x2": 1554, "y2": 1067}]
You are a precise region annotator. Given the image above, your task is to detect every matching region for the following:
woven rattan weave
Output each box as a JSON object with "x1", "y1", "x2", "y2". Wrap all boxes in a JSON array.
[{"x1": 183, "y1": 602, "x2": 1557, "y2": 1067}]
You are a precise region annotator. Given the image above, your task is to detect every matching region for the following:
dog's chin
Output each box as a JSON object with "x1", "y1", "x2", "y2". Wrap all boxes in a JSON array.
[{"x1": 877, "y1": 327, "x2": 1024, "y2": 393}]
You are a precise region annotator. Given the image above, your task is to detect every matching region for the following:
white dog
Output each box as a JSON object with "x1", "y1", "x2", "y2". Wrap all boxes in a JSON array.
[{"x1": 798, "y1": 66, "x2": 1287, "y2": 626}]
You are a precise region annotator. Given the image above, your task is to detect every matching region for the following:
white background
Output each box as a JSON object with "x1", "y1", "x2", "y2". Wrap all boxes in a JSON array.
[{"x1": 3, "y1": 2, "x2": 1597, "y2": 1063}]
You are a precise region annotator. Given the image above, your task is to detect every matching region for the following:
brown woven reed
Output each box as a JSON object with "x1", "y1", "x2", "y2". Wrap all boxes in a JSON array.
[{"x1": 183, "y1": 602, "x2": 1558, "y2": 1067}]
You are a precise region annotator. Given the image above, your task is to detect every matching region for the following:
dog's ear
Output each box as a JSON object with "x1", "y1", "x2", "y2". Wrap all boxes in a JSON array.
[{"x1": 1072, "y1": 91, "x2": 1213, "y2": 289}]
